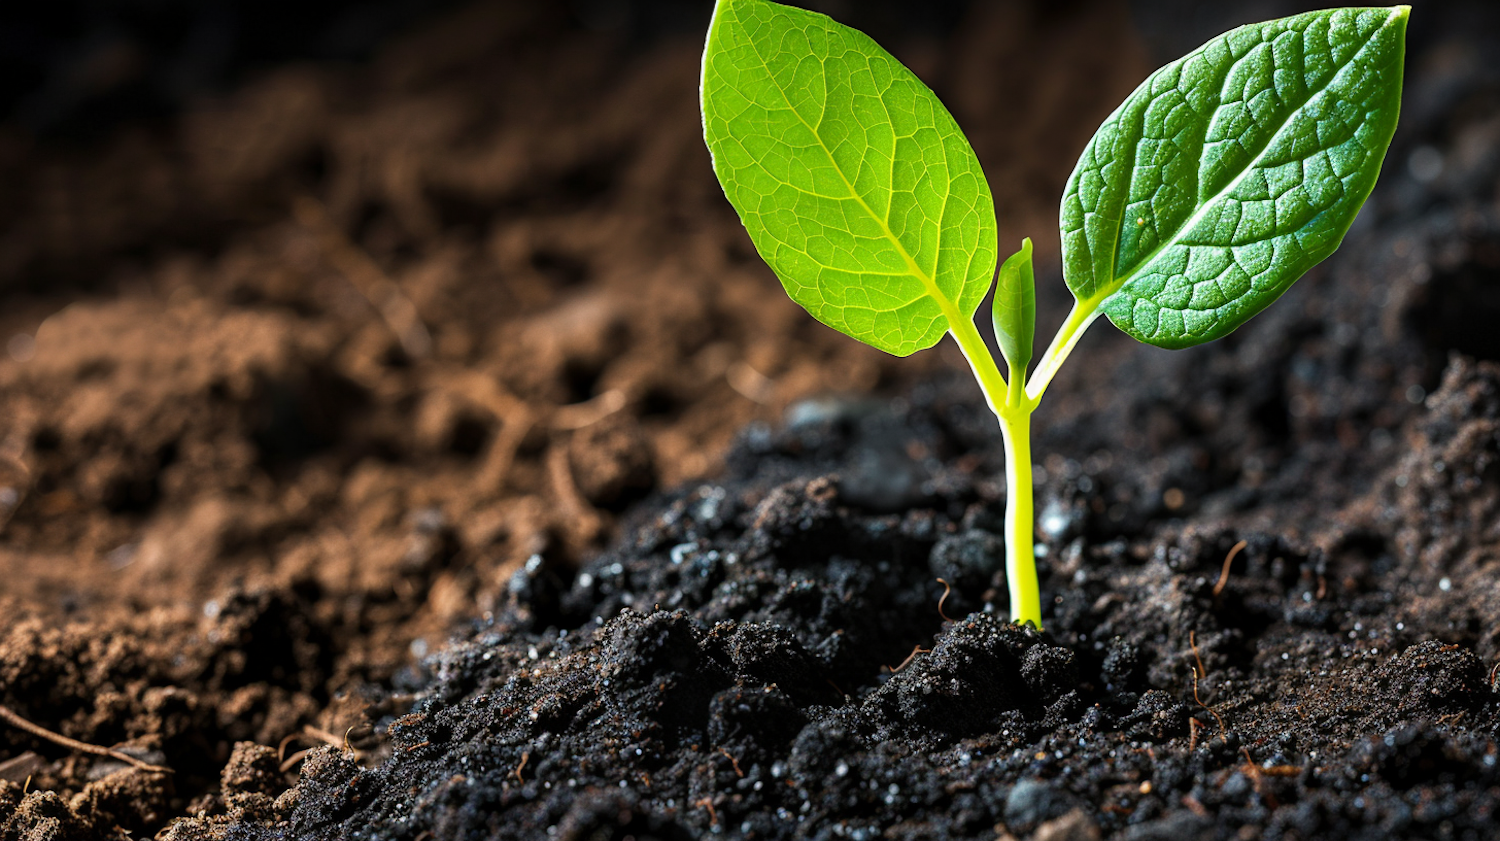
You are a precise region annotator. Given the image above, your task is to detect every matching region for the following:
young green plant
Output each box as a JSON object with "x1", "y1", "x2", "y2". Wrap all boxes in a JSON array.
[{"x1": 701, "y1": 1, "x2": 1408, "y2": 628}]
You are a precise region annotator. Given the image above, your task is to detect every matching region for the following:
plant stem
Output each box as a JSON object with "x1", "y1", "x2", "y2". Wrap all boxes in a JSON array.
[
  {"x1": 1026, "y1": 300, "x2": 1102, "y2": 403},
  {"x1": 997, "y1": 401, "x2": 1039, "y2": 626},
  {"x1": 947, "y1": 312, "x2": 1010, "y2": 418},
  {"x1": 947, "y1": 293, "x2": 1103, "y2": 629}
]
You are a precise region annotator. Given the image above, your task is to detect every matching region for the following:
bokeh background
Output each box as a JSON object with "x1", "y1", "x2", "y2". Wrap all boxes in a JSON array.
[{"x1": 1, "y1": 0, "x2": 1497, "y2": 835}]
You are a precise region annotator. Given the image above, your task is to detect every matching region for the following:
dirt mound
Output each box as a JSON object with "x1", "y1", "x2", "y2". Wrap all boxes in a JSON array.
[{"x1": 210, "y1": 356, "x2": 1500, "y2": 841}]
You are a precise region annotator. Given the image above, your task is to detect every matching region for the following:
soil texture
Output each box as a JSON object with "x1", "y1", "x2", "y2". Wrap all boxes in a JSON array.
[{"x1": 2, "y1": 1, "x2": 1500, "y2": 840}]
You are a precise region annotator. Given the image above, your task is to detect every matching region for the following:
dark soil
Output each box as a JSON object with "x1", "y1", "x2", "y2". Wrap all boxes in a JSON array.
[{"x1": 2, "y1": 1, "x2": 1500, "y2": 840}]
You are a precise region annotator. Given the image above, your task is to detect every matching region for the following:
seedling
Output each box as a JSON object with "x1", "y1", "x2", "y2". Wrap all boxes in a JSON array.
[{"x1": 701, "y1": 1, "x2": 1407, "y2": 627}]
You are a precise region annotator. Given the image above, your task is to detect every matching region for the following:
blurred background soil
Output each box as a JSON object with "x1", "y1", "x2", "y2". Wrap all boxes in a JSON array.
[{"x1": 0, "y1": 0, "x2": 1497, "y2": 837}]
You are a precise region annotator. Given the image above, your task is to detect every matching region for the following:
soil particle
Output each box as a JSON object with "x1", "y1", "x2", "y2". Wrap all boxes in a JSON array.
[
  {"x1": 708, "y1": 685, "x2": 807, "y2": 754},
  {"x1": 218, "y1": 743, "x2": 285, "y2": 809},
  {"x1": 1377, "y1": 641, "x2": 1491, "y2": 719}
]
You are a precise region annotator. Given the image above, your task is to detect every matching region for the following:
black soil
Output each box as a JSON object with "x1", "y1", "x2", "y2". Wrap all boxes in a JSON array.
[
  {"x1": 222, "y1": 77, "x2": 1500, "y2": 836},
  {"x1": 5, "y1": 2, "x2": 1500, "y2": 841},
  {"x1": 217, "y1": 344, "x2": 1500, "y2": 840}
]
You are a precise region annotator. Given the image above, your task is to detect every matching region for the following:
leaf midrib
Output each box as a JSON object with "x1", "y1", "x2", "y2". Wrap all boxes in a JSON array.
[
  {"x1": 731, "y1": 2, "x2": 964, "y2": 324},
  {"x1": 1088, "y1": 9, "x2": 1403, "y2": 312}
]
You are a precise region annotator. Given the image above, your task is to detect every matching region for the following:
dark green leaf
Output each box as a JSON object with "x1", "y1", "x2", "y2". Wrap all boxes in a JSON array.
[{"x1": 1061, "y1": 6, "x2": 1408, "y2": 348}]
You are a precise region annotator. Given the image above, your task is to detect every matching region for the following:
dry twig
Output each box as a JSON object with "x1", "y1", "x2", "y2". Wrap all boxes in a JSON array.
[
  {"x1": 0, "y1": 703, "x2": 171, "y2": 774},
  {"x1": 1238, "y1": 747, "x2": 1281, "y2": 808},
  {"x1": 303, "y1": 724, "x2": 353, "y2": 752}
]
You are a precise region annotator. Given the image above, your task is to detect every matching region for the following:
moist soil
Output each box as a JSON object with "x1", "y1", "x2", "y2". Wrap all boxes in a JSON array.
[{"x1": 2, "y1": 2, "x2": 1500, "y2": 840}]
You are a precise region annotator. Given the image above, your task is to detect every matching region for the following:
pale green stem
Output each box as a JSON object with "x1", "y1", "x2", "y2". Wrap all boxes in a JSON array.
[
  {"x1": 997, "y1": 399, "x2": 1039, "y2": 627},
  {"x1": 1025, "y1": 300, "x2": 1102, "y2": 403},
  {"x1": 944, "y1": 292, "x2": 1107, "y2": 629},
  {"x1": 949, "y1": 314, "x2": 1043, "y2": 627},
  {"x1": 947, "y1": 314, "x2": 1009, "y2": 418}
]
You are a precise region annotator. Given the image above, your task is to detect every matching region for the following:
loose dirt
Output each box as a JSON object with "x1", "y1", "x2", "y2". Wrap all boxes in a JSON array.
[{"x1": 2, "y1": 2, "x2": 1498, "y2": 840}]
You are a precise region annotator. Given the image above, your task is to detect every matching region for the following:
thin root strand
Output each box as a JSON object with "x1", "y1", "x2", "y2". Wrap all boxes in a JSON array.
[
  {"x1": 1212, "y1": 540, "x2": 1247, "y2": 598},
  {"x1": 0, "y1": 703, "x2": 171, "y2": 775},
  {"x1": 886, "y1": 644, "x2": 930, "y2": 674},
  {"x1": 717, "y1": 747, "x2": 744, "y2": 777},
  {"x1": 513, "y1": 751, "x2": 529, "y2": 783},
  {"x1": 1189, "y1": 631, "x2": 1228, "y2": 743},
  {"x1": 280, "y1": 749, "x2": 313, "y2": 774},
  {"x1": 277, "y1": 732, "x2": 299, "y2": 762}
]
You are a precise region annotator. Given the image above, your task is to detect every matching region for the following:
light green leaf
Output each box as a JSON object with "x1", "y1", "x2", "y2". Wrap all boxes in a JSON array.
[
  {"x1": 992, "y1": 238, "x2": 1035, "y2": 373},
  {"x1": 1061, "y1": 6, "x2": 1408, "y2": 349},
  {"x1": 701, "y1": 0, "x2": 997, "y2": 357}
]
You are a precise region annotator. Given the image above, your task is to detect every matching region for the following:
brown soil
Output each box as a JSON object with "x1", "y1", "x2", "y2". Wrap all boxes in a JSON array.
[
  {"x1": 8, "y1": 2, "x2": 1500, "y2": 839},
  {"x1": 0, "y1": 2, "x2": 1156, "y2": 837}
]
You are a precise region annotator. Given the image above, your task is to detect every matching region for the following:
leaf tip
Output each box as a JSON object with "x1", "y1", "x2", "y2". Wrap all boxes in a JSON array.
[{"x1": 1386, "y1": 5, "x2": 1411, "y2": 32}]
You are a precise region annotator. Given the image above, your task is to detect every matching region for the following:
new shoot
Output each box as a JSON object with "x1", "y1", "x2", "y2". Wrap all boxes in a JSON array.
[{"x1": 701, "y1": 1, "x2": 1408, "y2": 627}]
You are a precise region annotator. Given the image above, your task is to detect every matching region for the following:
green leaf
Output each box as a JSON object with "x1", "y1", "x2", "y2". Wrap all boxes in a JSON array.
[
  {"x1": 992, "y1": 238, "x2": 1035, "y2": 373},
  {"x1": 1061, "y1": 6, "x2": 1408, "y2": 349},
  {"x1": 701, "y1": 0, "x2": 997, "y2": 357}
]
